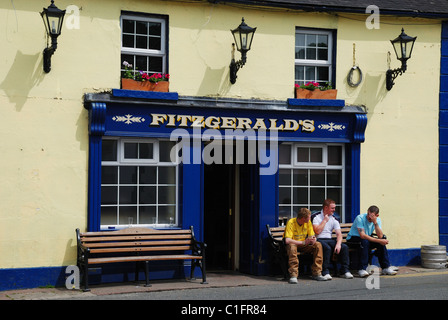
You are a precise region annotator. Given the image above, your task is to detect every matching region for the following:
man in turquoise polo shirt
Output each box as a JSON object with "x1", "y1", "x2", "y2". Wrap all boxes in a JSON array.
[{"x1": 347, "y1": 205, "x2": 397, "y2": 277}]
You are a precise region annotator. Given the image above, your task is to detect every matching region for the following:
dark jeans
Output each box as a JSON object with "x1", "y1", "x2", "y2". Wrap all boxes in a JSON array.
[
  {"x1": 317, "y1": 238, "x2": 350, "y2": 275},
  {"x1": 347, "y1": 236, "x2": 391, "y2": 270}
]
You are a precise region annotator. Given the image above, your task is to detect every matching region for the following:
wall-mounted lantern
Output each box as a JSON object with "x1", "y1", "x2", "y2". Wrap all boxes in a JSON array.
[
  {"x1": 40, "y1": 0, "x2": 66, "y2": 73},
  {"x1": 386, "y1": 28, "x2": 417, "y2": 90},
  {"x1": 229, "y1": 18, "x2": 256, "y2": 84}
]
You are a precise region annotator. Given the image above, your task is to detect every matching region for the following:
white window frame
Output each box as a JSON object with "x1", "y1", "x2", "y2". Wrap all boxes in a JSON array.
[
  {"x1": 295, "y1": 28, "x2": 333, "y2": 85},
  {"x1": 120, "y1": 14, "x2": 167, "y2": 74},
  {"x1": 279, "y1": 143, "x2": 345, "y2": 221},
  {"x1": 101, "y1": 137, "x2": 178, "y2": 230}
]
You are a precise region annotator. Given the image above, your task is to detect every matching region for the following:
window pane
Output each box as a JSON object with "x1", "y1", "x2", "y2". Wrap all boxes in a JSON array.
[
  {"x1": 295, "y1": 47, "x2": 305, "y2": 59},
  {"x1": 317, "y1": 35, "x2": 328, "y2": 47},
  {"x1": 279, "y1": 144, "x2": 291, "y2": 164},
  {"x1": 136, "y1": 55, "x2": 148, "y2": 72},
  {"x1": 119, "y1": 206, "x2": 137, "y2": 225},
  {"x1": 124, "y1": 143, "x2": 138, "y2": 159},
  {"x1": 327, "y1": 170, "x2": 342, "y2": 186},
  {"x1": 139, "y1": 143, "x2": 154, "y2": 159},
  {"x1": 295, "y1": 33, "x2": 305, "y2": 46},
  {"x1": 295, "y1": 65, "x2": 305, "y2": 83},
  {"x1": 279, "y1": 187, "x2": 291, "y2": 205},
  {"x1": 327, "y1": 188, "x2": 341, "y2": 204},
  {"x1": 310, "y1": 169, "x2": 325, "y2": 186},
  {"x1": 136, "y1": 35, "x2": 147, "y2": 49},
  {"x1": 102, "y1": 166, "x2": 117, "y2": 184},
  {"x1": 158, "y1": 206, "x2": 176, "y2": 224},
  {"x1": 101, "y1": 206, "x2": 117, "y2": 225},
  {"x1": 139, "y1": 186, "x2": 156, "y2": 204},
  {"x1": 305, "y1": 66, "x2": 315, "y2": 81},
  {"x1": 310, "y1": 148, "x2": 323, "y2": 162},
  {"x1": 328, "y1": 146, "x2": 342, "y2": 165},
  {"x1": 279, "y1": 169, "x2": 291, "y2": 185},
  {"x1": 139, "y1": 206, "x2": 156, "y2": 224},
  {"x1": 123, "y1": 19, "x2": 134, "y2": 33},
  {"x1": 293, "y1": 169, "x2": 308, "y2": 186},
  {"x1": 149, "y1": 56, "x2": 163, "y2": 73},
  {"x1": 140, "y1": 166, "x2": 156, "y2": 184},
  {"x1": 158, "y1": 186, "x2": 176, "y2": 204},
  {"x1": 102, "y1": 140, "x2": 117, "y2": 161},
  {"x1": 317, "y1": 49, "x2": 328, "y2": 61},
  {"x1": 297, "y1": 147, "x2": 309, "y2": 162},
  {"x1": 306, "y1": 34, "x2": 317, "y2": 47},
  {"x1": 123, "y1": 34, "x2": 135, "y2": 48},
  {"x1": 310, "y1": 187, "x2": 325, "y2": 203},
  {"x1": 149, "y1": 36, "x2": 161, "y2": 50},
  {"x1": 101, "y1": 186, "x2": 117, "y2": 204},
  {"x1": 136, "y1": 21, "x2": 148, "y2": 35},
  {"x1": 306, "y1": 48, "x2": 316, "y2": 60},
  {"x1": 119, "y1": 186, "x2": 137, "y2": 204},
  {"x1": 160, "y1": 141, "x2": 175, "y2": 162},
  {"x1": 293, "y1": 187, "x2": 308, "y2": 204},
  {"x1": 120, "y1": 166, "x2": 137, "y2": 184},
  {"x1": 148, "y1": 22, "x2": 161, "y2": 36},
  {"x1": 159, "y1": 167, "x2": 176, "y2": 184},
  {"x1": 317, "y1": 67, "x2": 329, "y2": 82}
]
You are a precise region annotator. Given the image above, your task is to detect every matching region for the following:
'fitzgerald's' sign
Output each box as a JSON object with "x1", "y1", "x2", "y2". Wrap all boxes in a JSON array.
[{"x1": 150, "y1": 113, "x2": 316, "y2": 132}]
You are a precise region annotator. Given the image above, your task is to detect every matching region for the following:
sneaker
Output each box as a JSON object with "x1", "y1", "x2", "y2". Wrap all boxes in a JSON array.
[
  {"x1": 382, "y1": 267, "x2": 398, "y2": 276},
  {"x1": 389, "y1": 266, "x2": 399, "y2": 272},
  {"x1": 341, "y1": 271, "x2": 354, "y2": 279},
  {"x1": 323, "y1": 273, "x2": 333, "y2": 280},
  {"x1": 288, "y1": 277, "x2": 298, "y2": 284},
  {"x1": 312, "y1": 273, "x2": 328, "y2": 281},
  {"x1": 358, "y1": 269, "x2": 369, "y2": 277}
]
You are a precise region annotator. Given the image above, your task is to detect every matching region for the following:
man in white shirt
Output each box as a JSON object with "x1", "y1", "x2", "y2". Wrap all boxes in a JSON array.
[{"x1": 313, "y1": 199, "x2": 353, "y2": 280}]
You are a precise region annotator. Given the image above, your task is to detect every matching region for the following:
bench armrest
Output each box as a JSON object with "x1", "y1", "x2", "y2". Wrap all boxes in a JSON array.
[{"x1": 190, "y1": 226, "x2": 207, "y2": 256}]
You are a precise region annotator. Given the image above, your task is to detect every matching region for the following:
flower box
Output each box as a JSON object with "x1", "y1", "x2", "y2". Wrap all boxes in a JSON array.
[
  {"x1": 121, "y1": 78, "x2": 169, "y2": 92},
  {"x1": 295, "y1": 88, "x2": 337, "y2": 99}
]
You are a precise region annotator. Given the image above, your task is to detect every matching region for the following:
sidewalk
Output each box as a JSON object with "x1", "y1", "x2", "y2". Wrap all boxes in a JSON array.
[{"x1": 1, "y1": 266, "x2": 447, "y2": 300}]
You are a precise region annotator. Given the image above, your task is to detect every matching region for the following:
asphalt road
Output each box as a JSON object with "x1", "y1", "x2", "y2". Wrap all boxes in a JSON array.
[{"x1": 73, "y1": 270, "x2": 448, "y2": 301}]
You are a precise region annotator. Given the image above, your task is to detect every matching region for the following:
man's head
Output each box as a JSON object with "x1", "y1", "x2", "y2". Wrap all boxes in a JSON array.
[
  {"x1": 367, "y1": 205, "x2": 380, "y2": 222},
  {"x1": 296, "y1": 207, "x2": 311, "y2": 224},
  {"x1": 322, "y1": 198, "x2": 336, "y2": 216}
]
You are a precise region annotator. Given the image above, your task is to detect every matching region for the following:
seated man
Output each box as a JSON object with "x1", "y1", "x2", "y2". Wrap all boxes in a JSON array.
[
  {"x1": 283, "y1": 208, "x2": 327, "y2": 284},
  {"x1": 313, "y1": 199, "x2": 353, "y2": 280},
  {"x1": 347, "y1": 205, "x2": 397, "y2": 277}
]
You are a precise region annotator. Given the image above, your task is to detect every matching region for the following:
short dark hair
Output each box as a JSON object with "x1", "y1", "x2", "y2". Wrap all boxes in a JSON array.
[
  {"x1": 368, "y1": 205, "x2": 379, "y2": 214},
  {"x1": 322, "y1": 198, "x2": 335, "y2": 208}
]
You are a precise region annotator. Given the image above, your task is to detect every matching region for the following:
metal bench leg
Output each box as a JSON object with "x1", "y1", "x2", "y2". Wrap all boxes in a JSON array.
[
  {"x1": 82, "y1": 264, "x2": 90, "y2": 292},
  {"x1": 200, "y1": 258, "x2": 208, "y2": 284},
  {"x1": 144, "y1": 261, "x2": 151, "y2": 287}
]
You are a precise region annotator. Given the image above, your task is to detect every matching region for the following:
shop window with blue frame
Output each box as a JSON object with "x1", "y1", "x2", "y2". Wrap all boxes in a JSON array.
[
  {"x1": 295, "y1": 28, "x2": 334, "y2": 87},
  {"x1": 100, "y1": 138, "x2": 178, "y2": 229},
  {"x1": 278, "y1": 143, "x2": 344, "y2": 222},
  {"x1": 120, "y1": 13, "x2": 167, "y2": 76}
]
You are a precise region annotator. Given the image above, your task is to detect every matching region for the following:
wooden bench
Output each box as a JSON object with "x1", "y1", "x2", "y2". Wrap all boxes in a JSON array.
[
  {"x1": 76, "y1": 226, "x2": 207, "y2": 291},
  {"x1": 266, "y1": 222, "x2": 374, "y2": 278}
]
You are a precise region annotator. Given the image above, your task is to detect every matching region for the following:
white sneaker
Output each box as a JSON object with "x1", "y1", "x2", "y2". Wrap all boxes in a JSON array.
[
  {"x1": 323, "y1": 273, "x2": 332, "y2": 280},
  {"x1": 312, "y1": 273, "x2": 328, "y2": 281},
  {"x1": 289, "y1": 277, "x2": 298, "y2": 284},
  {"x1": 358, "y1": 269, "x2": 369, "y2": 277},
  {"x1": 389, "y1": 266, "x2": 399, "y2": 271},
  {"x1": 382, "y1": 267, "x2": 397, "y2": 276},
  {"x1": 341, "y1": 271, "x2": 354, "y2": 279}
]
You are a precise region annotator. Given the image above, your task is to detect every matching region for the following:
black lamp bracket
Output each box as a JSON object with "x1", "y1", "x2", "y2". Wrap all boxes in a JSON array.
[
  {"x1": 386, "y1": 67, "x2": 404, "y2": 91},
  {"x1": 229, "y1": 44, "x2": 248, "y2": 84}
]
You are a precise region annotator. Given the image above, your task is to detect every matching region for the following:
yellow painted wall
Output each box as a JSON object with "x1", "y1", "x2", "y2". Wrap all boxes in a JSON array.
[{"x1": 0, "y1": 0, "x2": 441, "y2": 269}]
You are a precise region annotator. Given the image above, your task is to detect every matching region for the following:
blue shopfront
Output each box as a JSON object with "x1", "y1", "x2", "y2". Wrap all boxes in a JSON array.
[{"x1": 84, "y1": 90, "x2": 367, "y2": 279}]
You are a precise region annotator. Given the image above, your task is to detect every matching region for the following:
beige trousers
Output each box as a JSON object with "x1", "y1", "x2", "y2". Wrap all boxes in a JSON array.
[{"x1": 286, "y1": 242, "x2": 323, "y2": 278}]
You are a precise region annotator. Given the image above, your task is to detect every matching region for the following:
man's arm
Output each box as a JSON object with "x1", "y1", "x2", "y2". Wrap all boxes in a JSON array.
[
  {"x1": 358, "y1": 228, "x2": 388, "y2": 245},
  {"x1": 313, "y1": 215, "x2": 330, "y2": 235}
]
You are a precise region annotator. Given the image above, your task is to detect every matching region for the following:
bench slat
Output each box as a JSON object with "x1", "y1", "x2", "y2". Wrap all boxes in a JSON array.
[
  {"x1": 90, "y1": 245, "x2": 192, "y2": 253},
  {"x1": 79, "y1": 228, "x2": 191, "y2": 237},
  {"x1": 84, "y1": 240, "x2": 192, "y2": 248},
  {"x1": 88, "y1": 254, "x2": 203, "y2": 264},
  {"x1": 81, "y1": 234, "x2": 192, "y2": 242}
]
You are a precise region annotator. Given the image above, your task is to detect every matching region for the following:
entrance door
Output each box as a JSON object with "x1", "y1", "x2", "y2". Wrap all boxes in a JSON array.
[{"x1": 204, "y1": 164, "x2": 234, "y2": 270}]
